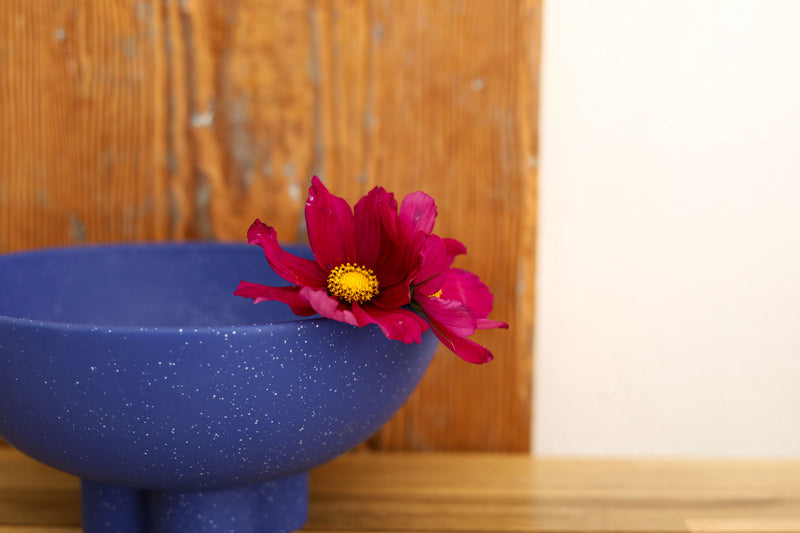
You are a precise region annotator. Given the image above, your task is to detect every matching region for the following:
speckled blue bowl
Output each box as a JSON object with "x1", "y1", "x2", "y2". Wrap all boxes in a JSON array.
[{"x1": 0, "y1": 243, "x2": 438, "y2": 533}]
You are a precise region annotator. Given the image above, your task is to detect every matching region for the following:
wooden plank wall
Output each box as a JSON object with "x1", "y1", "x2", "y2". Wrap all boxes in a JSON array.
[{"x1": 0, "y1": 0, "x2": 540, "y2": 452}]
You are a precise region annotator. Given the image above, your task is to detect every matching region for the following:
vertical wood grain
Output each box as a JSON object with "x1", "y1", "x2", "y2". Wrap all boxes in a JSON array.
[
  {"x1": 0, "y1": 0, "x2": 166, "y2": 249},
  {"x1": 161, "y1": 0, "x2": 319, "y2": 241},
  {"x1": 0, "y1": 0, "x2": 539, "y2": 452}
]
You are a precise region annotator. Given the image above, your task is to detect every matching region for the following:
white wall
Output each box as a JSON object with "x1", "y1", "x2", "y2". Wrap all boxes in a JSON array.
[{"x1": 535, "y1": 0, "x2": 800, "y2": 457}]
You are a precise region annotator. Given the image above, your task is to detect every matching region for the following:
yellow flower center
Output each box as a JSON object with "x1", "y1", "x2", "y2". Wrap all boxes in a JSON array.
[
  {"x1": 327, "y1": 263, "x2": 380, "y2": 304},
  {"x1": 431, "y1": 289, "x2": 443, "y2": 298}
]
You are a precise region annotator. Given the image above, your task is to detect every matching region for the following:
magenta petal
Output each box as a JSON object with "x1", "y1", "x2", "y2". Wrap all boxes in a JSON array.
[
  {"x1": 234, "y1": 282, "x2": 317, "y2": 316},
  {"x1": 418, "y1": 295, "x2": 477, "y2": 338},
  {"x1": 413, "y1": 234, "x2": 449, "y2": 296},
  {"x1": 353, "y1": 186, "x2": 397, "y2": 267},
  {"x1": 247, "y1": 220, "x2": 327, "y2": 289},
  {"x1": 372, "y1": 280, "x2": 412, "y2": 309},
  {"x1": 428, "y1": 316, "x2": 494, "y2": 364},
  {"x1": 373, "y1": 202, "x2": 414, "y2": 278},
  {"x1": 477, "y1": 318, "x2": 509, "y2": 330},
  {"x1": 399, "y1": 191, "x2": 437, "y2": 235},
  {"x1": 305, "y1": 176, "x2": 356, "y2": 269},
  {"x1": 441, "y1": 268, "x2": 495, "y2": 319},
  {"x1": 444, "y1": 238, "x2": 467, "y2": 264},
  {"x1": 352, "y1": 303, "x2": 429, "y2": 344},
  {"x1": 298, "y1": 287, "x2": 358, "y2": 327}
]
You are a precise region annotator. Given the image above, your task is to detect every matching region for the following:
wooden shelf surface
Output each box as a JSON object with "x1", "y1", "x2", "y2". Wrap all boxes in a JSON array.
[{"x1": 2, "y1": 447, "x2": 800, "y2": 532}]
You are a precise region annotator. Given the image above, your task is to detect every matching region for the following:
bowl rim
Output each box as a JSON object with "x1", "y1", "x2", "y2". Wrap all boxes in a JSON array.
[{"x1": 0, "y1": 241, "x2": 328, "y2": 333}]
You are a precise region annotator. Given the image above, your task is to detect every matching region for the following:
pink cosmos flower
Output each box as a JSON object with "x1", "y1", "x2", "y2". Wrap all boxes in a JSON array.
[{"x1": 235, "y1": 176, "x2": 507, "y2": 364}]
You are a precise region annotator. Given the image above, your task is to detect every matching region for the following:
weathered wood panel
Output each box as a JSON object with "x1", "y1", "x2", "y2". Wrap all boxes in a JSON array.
[
  {"x1": 0, "y1": 0, "x2": 539, "y2": 451},
  {"x1": 0, "y1": 0, "x2": 166, "y2": 248}
]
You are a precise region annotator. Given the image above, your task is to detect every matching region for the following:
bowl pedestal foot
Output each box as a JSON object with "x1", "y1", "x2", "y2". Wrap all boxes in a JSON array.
[{"x1": 80, "y1": 473, "x2": 309, "y2": 533}]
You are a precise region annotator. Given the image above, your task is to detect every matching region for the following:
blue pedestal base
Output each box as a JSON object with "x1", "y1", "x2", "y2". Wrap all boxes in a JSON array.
[{"x1": 81, "y1": 473, "x2": 309, "y2": 533}]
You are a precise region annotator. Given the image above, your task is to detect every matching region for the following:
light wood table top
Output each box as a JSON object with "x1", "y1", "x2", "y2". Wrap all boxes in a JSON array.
[{"x1": 1, "y1": 446, "x2": 799, "y2": 532}]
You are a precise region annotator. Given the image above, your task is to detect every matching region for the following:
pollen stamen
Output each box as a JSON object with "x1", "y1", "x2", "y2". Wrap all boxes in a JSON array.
[{"x1": 327, "y1": 263, "x2": 380, "y2": 304}]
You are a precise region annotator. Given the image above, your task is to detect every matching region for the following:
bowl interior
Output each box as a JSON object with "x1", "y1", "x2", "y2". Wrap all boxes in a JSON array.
[{"x1": 0, "y1": 243, "x2": 306, "y2": 327}]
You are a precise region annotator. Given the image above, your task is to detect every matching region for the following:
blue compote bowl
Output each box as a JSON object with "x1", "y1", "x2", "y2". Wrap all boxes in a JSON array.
[{"x1": 0, "y1": 243, "x2": 438, "y2": 533}]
